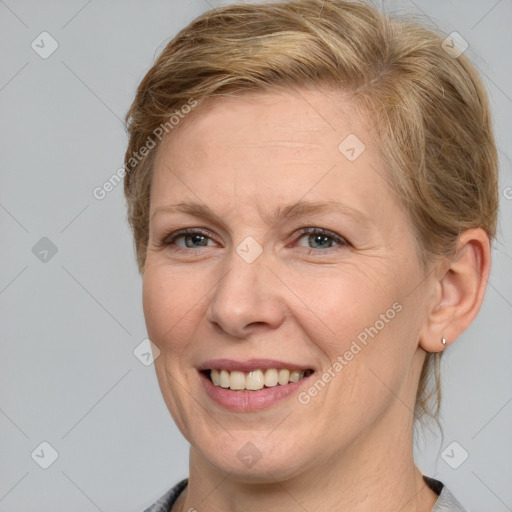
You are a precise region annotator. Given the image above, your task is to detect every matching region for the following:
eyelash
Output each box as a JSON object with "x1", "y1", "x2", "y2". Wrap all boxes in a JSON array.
[{"x1": 158, "y1": 227, "x2": 349, "y2": 254}]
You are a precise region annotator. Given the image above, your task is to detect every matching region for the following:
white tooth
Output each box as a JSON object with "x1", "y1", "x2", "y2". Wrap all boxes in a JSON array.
[
  {"x1": 213, "y1": 368, "x2": 307, "y2": 389},
  {"x1": 264, "y1": 368, "x2": 279, "y2": 387},
  {"x1": 229, "y1": 371, "x2": 246, "y2": 390},
  {"x1": 246, "y1": 370, "x2": 264, "y2": 390},
  {"x1": 278, "y1": 369, "x2": 290, "y2": 385},
  {"x1": 219, "y1": 370, "x2": 230, "y2": 388},
  {"x1": 211, "y1": 369, "x2": 220, "y2": 386},
  {"x1": 289, "y1": 370, "x2": 301, "y2": 383}
]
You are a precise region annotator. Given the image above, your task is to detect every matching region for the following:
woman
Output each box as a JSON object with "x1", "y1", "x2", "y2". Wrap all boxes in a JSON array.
[{"x1": 123, "y1": 1, "x2": 498, "y2": 510}]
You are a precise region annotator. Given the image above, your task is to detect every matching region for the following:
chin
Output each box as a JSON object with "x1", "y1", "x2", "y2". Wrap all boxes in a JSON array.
[{"x1": 194, "y1": 432, "x2": 312, "y2": 483}]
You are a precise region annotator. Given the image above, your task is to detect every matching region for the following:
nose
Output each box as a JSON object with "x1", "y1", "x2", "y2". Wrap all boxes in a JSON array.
[{"x1": 206, "y1": 245, "x2": 286, "y2": 339}]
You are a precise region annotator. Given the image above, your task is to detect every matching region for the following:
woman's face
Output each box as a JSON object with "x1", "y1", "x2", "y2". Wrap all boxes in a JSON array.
[{"x1": 143, "y1": 88, "x2": 431, "y2": 481}]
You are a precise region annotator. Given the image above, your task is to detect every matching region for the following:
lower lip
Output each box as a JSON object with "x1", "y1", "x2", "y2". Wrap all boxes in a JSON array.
[{"x1": 199, "y1": 371, "x2": 313, "y2": 411}]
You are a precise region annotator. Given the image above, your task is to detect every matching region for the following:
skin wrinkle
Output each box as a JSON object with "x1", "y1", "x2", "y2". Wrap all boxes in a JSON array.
[
  {"x1": 144, "y1": 89, "x2": 443, "y2": 512},
  {"x1": 150, "y1": 200, "x2": 376, "y2": 239},
  {"x1": 119, "y1": 4, "x2": 499, "y2": 507}
]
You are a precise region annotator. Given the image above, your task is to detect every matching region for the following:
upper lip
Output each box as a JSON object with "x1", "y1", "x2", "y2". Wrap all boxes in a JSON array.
[{"x1": 197, "y1": 358, "x2": 314, "y2": 372}]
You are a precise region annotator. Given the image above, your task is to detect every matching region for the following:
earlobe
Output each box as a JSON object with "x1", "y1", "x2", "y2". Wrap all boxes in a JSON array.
[{"x1": 418, "y1": 228, "x2": 491, "y2": 353}]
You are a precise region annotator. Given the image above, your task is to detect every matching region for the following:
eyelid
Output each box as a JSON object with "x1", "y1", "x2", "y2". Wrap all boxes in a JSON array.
[
  {"x1": 159, "y1": 226, "x2": 350, "y2": 252},
  {"x1": 160, "y1": 227, "x2": 216, "y2": 247},
  {"x1": 295, "y1": 227, "x2": 349, "y2": 247}
]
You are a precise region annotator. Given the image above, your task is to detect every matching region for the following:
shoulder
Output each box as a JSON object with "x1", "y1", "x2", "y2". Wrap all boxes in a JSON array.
[
  {"x1": 424, "y1": 475, "x2": 469, "y2": 512},
  {"x1": 141, "y1": 479, "x2": 188, "y2": 512}
]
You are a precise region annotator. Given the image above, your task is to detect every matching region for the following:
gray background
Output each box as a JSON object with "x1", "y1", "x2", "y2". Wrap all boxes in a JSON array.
[{"x1": 1, "y1": 0, "x2": 511, "y2": 510}]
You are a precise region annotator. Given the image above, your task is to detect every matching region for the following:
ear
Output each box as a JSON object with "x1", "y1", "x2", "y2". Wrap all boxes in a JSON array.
[{"x1": 418, "y1": 228, "x2": 491, "y2": 353}]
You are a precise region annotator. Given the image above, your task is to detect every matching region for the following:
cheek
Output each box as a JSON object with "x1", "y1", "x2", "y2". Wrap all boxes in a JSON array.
[
  {"x1": 290, "y1": 264, "x2": 403, "y2": 354},
  {"x1": 290, "y1": 265, "x2": 413, "y2": 414},
  {"x1": 142, "y1": 265, "x2": 202, "y2": 352}
]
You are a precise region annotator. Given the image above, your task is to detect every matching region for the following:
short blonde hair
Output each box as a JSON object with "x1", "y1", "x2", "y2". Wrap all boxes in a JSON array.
[{"x1": 123, "y1": 0, "x2": 498, "y2": 424}]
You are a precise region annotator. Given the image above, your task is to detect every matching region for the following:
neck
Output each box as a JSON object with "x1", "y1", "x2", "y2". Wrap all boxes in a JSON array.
[{"x1": 180, "y1": 399, "x2": 438, "y2": 512}]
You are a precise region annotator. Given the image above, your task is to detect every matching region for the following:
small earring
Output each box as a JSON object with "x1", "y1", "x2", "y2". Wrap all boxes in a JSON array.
[{"x1": 441, "y1": 337, "x2": 447, "y2": 349}]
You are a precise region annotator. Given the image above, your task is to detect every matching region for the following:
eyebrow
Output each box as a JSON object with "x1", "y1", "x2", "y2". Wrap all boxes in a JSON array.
[{"x1": 150, "y1": 200, "x2": 370, "y2": 226}]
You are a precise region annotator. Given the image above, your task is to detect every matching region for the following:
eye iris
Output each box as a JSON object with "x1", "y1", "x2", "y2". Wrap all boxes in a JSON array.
[
  {"x1": 309, "y1": 234, "x2": 333, "y2": 249},
  {"x1": 185, "y1": 234, "x2": 208, "y2": 248}
]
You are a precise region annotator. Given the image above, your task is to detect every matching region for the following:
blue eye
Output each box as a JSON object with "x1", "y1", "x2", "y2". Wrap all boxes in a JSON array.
[
  {"x1": 295, "y1": 228, "x2": 348, "y2": 250},
  {"x1": 160, "y1": 227, "x2": 349, "y2": 253},
  {"x1": 163, "y1": 229, "x2": 215, "y2": 249}
]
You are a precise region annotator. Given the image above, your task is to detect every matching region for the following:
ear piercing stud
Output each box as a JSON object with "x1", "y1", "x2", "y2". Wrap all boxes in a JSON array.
[{"x1": 441, "y1": 337, "x2": 447, "y2": 349}]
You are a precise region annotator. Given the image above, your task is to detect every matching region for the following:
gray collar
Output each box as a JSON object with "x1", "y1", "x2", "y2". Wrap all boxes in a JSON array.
[{"x1": 143, "y1": 476, "x2": 469, "y2": 511}]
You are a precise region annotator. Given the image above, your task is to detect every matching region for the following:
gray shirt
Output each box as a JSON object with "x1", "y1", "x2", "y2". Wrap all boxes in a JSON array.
[{"x1": 142, "y1": 475, "x2": 468, "y2": 511}]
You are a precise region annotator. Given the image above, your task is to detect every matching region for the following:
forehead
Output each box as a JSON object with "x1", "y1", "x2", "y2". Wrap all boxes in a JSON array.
[
  {"x1": 150, "y1": 88, "x2": 397, "y2": 226},
  {"x1": 155, "y1": 87, "x2": 365, "y2": 167}
]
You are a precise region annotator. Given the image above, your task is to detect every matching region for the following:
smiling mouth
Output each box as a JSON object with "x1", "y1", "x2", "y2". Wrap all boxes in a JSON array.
[{"x1": 202, "y1": 368, "x2": 315, "y2": 391}]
